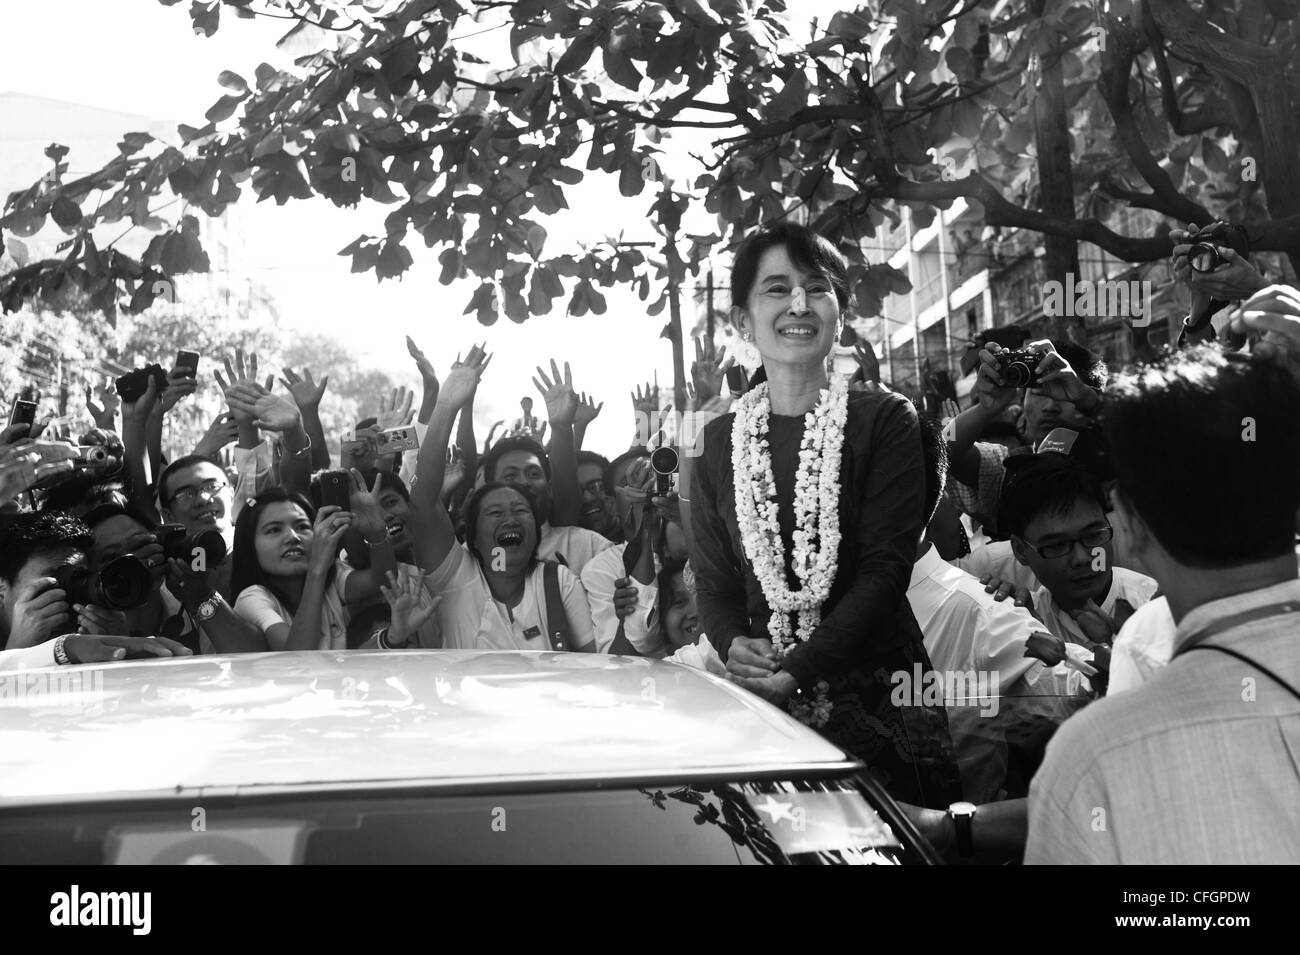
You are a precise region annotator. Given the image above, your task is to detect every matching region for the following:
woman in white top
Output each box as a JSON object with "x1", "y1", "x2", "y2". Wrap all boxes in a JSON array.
[
  {"x1": 232, "y1": 476, "x2": 397, "y2": 650},
  {"x1": 410, "y1": 345, "x2": 595, "y2": 652}
]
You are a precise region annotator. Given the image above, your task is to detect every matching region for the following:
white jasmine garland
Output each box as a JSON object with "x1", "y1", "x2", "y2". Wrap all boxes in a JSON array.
[{"x1": 730, "y1": 375, "x2": 849, "y2": 728}]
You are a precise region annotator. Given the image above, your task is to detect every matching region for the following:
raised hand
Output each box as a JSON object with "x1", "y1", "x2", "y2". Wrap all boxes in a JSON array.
[
  {"x1": 438, "y1": 344, "x2": 492, "y2": 412},
  {"x1": 85, "y1": 378, "x2": 120, "y2": 429},
  {"x1": 341, "y1": 426, "x2": 380, "y2": 470},
  {"x1": 380, "y1": 569, "x2": 441, "y2": 648},
  {"x1": 1026, "y1": 340, "x2": 1096, "y2": 408},
  {"x1": 691, "y1": 338, "x2": 733, "y2": 406},
  {"x1": 407, "y1": 336, "x2": 438, "y2": 388},
  {"x1": 279, "y1": 367, "x2": 328, "y2": 410},
  {"x1": 533, "y1": 358, "x2": 579, "y2": 425},
  {"x1": 192, "y1": 412, "x2": 239, "y2": 459},
  {"x1": 1230, "y1": 284, "x2": 1300, "y2": 384},
  {"x1": 443, "y1": 445, "x2": 468, "y2": 497},
  {"x1": 574, "y1": 391, "x2": 603, "y2": 429},
  {"x1": 121, "y1": 372, "x2": 161, "y2": 426},
  {"x1": 971, "y1": 344, "x2": 1019, "y2": 416},
  {"x1": 214, "y1": 348, "x2": 274, "y2": 423},
  {"x1": 310, "y1": 505, "x2": 353, "y2": 573},
  {"x1": 224, "y1": 385, "x2": 302, "y2": 433},
  {"x1": 348, "y1": 468, "x2": 389, "y2": 543},
  {"x1": 155, "y1": 368, "x2": 199, "y2": 416},
  {"x1": 631, "y1": 380, "x2": 659, "y2": 423},
  {"x1": 376, "y1": 385, "x2": 416, "y2": 429}
]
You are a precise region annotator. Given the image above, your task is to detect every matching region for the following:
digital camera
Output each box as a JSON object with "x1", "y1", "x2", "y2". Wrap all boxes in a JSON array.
[
  {"x1": 650, "y1": 445, "x2": 679, "y2": 498},
  {"x1": 53, "y1": 557, "x2": 154, "y2": 613},
  {"x1": 155, "y1": 523, "x2": 228, "y2": 567},
  {"x1": 1187, "y1": 221, "x2": 1250, "y2": 274},
  {"x1": 994, "y1": 349, "x2": 1043, "y2": 389}
]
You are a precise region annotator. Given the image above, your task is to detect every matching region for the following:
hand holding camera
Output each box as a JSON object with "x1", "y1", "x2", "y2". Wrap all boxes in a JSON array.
[
  {"x1": 1230, "y1": 284, "x2": 1300, "y2": 385},
  {"x1": 972, "y1": 343, "x2": 1022, "y2": 415}
]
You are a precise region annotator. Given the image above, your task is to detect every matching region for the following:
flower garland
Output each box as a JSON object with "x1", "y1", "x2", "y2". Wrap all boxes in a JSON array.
[{"x1": 731, "y1": 374, "x2": 849, "y2": 728}]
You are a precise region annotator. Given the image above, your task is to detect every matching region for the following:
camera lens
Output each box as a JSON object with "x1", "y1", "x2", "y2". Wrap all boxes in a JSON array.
[
  {"x1": 1188, "y1": 243, "x2": 1220, "y2": 273},
  {"x1": 1002, "y1": 361, "x2": 1032, "y2": 389},
  {"x1": 93, "y1": 556, "x2": 154, "y2": 612},
  {"x1": 191, "y1": 529, "x2": 228, "y2": 566},
  {"x1": 650, "y1": 446, "x2": 679, "y2": 476}
]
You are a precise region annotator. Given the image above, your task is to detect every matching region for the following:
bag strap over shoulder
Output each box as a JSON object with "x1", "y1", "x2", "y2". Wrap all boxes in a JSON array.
[{"x1": 542, "y1": 560, "x2": 574, "y2": 652}]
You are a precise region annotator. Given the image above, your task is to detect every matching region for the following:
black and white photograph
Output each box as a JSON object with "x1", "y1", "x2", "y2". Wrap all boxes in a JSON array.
[{"x1": 0, "y1": 0, "x2": 1294, "y2": 908}]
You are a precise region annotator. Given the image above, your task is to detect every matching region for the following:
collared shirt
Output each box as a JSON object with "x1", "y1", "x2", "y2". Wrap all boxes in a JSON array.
[
  {"x1": 580, "y1": 543, "x2": 664, "y2": 656},
  {"x1": 1030, "y1": 566, "x2": 1158, "y2": 646},
  {"x1": 1107, "y1": 596, "x2": 1175, "y2": 694},
  {"x1": 426, "y1": 542, "x2": 595, "y2": 651},
  {"x1": 953, "y1": 539, "x2": 1038, "y2": 594},
  {"x1": 1027, "y1": 577, "x2": 1300, "y2": 864},
  {"x1": 231, "y1": 439, "x2": 275, "y2": 525},
  {"x1": 537, "y1": 523, "x2": 616, "y2": 577},
  {"x1": 908, "y1": 544, "x2": 1091, "y2": 803}
]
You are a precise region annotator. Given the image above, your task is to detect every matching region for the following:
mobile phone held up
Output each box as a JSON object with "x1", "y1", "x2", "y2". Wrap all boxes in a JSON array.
[
  {"x1": 175, "y1": 350, "x2": 200, "y2": 379},
  {"x1": 318, "y1": 470, "x2": 352, "y2": 512},
  {"x1": 8, "y1": 398, "x2": 37, "y2": 428},
  {"x1": 114, "y1": 364, "x2": 170, "y2": 403}
]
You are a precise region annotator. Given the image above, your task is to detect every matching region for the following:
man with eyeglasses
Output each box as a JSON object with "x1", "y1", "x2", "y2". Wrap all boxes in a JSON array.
[{"x1": 997, "y1": 454, "x2": 1157, "y2": 676}]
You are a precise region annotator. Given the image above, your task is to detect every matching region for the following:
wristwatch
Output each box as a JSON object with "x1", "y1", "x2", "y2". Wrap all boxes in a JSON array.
[
  {"x1": 947, "y1": 801, "x2": 977, "y2": 858},
  {"x1": 195, "y1": 594, "x2": 221, "y2": 621}
]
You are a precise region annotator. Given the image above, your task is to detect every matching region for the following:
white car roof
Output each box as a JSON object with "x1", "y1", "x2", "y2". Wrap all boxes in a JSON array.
[{"x1": 0, "y1": 651, "x2": 853, "y2": 808}]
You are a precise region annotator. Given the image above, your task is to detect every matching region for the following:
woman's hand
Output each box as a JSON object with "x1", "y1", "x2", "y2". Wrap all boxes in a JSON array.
[
  {"x1": 734, "y1": 670, "x2": 799, "y2": 705},
  {"x1": 348, "y1": 468, "x2": 388, "y2": 543},
  {"x1": 310, "y1": 505, "x2": 352, "y2": 574},
  {"x1": 192, "y1": 412, "x2": 239, "y2": 460},
  {"x1": 437, "y1": 344, "x2": 491, "y2": 412},
  {"x1": 533, "y1": 358, "x2": 579, "y2": 425},
  {"x1": 380, "y1": 570, "x2": 441, "y2": 648},
  {"x1": 574, "y1": 391, "x2": 603, "y2": 429},
  {"x1": 725, "y1": 636, "x2": 780, "y2": 678}
]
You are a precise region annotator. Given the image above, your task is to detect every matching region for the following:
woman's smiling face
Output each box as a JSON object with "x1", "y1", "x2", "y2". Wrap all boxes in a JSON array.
[
  {"x1": 737, "y1": 245, "x2": 841, "y2": 369},
  {"x1": 472, "y1": 486, "x2": 538, "y2": 573},
  {"x1": 253, "y1": 501, "x2": 314, "y2": 578}
]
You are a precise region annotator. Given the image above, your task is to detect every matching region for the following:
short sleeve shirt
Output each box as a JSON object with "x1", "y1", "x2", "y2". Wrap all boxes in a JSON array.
[{"x1": 234, "y1": 562, "x2": 354, "y2": 651}]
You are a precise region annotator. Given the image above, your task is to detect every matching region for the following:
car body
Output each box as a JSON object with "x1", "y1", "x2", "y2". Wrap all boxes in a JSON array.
[{"x1": 0, "y1": 650, "x2": 939, "y2": 864}]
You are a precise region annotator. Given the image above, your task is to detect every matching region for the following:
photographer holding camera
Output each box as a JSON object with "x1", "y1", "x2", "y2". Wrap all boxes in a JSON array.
[
  {"x1": 1169, "y1": 221, "x2": 1268, "y2": 347},
  {"x1": 0, "y1": 510, "x2": 191, "y2": 669}
]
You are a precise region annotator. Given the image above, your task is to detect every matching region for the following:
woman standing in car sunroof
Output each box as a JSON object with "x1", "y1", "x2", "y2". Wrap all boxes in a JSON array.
[{"x1": 688, "y1": 222, "x2": 961, "y2": 809}]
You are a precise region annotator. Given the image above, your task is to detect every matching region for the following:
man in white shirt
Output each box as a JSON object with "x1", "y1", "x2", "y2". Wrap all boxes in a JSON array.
[
  {"x1": 996, "y1": 454, "x2": 1157, "y2": 676},
  {"x1": 908, "y1": 419, "x2": 1092, "y2": 802}
]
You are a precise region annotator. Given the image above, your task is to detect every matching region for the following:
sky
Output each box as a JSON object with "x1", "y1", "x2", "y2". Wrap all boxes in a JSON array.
[{"x1": 0, "y1": 0, "x2": 769, "y2": 454}]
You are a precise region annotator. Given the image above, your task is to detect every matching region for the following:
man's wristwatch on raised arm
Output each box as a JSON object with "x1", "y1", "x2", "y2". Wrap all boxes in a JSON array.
[{"x1": 947, "y1": 801, "x2": 977, "y2": 858}]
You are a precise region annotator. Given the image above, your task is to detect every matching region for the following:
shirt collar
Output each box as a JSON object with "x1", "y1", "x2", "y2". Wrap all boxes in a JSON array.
[
  {"x1": 908, "y1": 543, "x2": 948, "y2": 590},
  {"x1": 1174, "y1": 578, "x2": 1300, "y2": 653}
]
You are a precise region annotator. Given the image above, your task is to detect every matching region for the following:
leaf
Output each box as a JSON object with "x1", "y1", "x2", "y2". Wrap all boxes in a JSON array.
[
  {"x1": 554, "y1": 26, "x2": 600, "y2": 75},
  {"x1": 945, "y1": 47, "x2": 974, "y2": 82},
  {"x1": 376, "y1": 239, "x2": 413, "y2": 281},
  {"x1": 276, "y1": 18, "x2": 327, "y2": 55},
  {"x1": 117, "y1": 131, "x2": 154, "y2": 155},
  {"x1": 603, "y1": 47, "x2": 643, "y2": 91},
  {"x1": 51, "y1": 196, "x2": 82, "y2": 228},
  {"x1": 5, "y1": 236, "x2": 29, "y2": 267},
  {"x1": 190, "y1": 0, "x2": 220, "y2": 37},
  {"x1": 383, "y1": 39, "x2": 420, "y2": 87},
  {"x1": 217, "y1": 70, "x2": 248, "y2": 94},
  {"x1": 44, "y1": 143, "x2": 69, "y2": 163},
  {"x1": 205, "y1": 93, "x2": 245, "y2": 124}
]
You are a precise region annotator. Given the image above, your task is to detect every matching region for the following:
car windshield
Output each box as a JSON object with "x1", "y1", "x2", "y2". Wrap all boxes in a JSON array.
[{"x1": 0, "y1": 774, "x2": 922, "y2": 865}]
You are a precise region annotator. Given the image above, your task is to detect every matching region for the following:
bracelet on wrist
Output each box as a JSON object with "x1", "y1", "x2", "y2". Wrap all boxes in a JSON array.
[{"x1": 53, "y1": 634, "x2": 72, "y2": 666}]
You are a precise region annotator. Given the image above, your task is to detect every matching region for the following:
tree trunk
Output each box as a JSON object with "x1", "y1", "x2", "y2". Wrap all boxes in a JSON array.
[{"x1": 1033, "y1": 0, "x2": 1083, "y2": 345}]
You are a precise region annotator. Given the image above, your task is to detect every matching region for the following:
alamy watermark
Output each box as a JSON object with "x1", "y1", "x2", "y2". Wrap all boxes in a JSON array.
[
  {"x1": 890, "y1": 664, "x2": 1000, "y2": 717},
  {"x1": 0, "y1": 668, "x2": 104, "y2": 711},
  {"x1": 1041, "y1": 273, "x2": 1153, "y2": 327}
]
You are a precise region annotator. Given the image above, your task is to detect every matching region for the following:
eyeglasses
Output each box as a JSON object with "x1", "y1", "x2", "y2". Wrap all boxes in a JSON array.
[
  {"x1": 1019, "y1": 525, "x2": 1113, "y2": 560},
  {"x1": 169, "y1": 478, "x2": 228, "y2": 507},
  {"x1": 580, "y1": 479, "x2": 606, "y2": 497}
]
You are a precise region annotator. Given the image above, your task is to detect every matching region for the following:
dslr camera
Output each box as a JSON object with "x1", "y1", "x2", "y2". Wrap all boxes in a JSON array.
[
  {"x1": 993, "y1": 348, "x2": 1043, "y2": 389},
  {"x1": 155, "y1": 523, "x2": 228, "y2": 567},
  {"x1": 53, "y1": 557, "x2": 154, "y2": 613}
]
